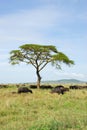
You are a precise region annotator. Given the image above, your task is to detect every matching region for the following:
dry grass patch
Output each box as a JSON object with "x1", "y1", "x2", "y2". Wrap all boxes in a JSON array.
[{"x1": 0, "y1": 87, "x2": 87, "y2": 130}]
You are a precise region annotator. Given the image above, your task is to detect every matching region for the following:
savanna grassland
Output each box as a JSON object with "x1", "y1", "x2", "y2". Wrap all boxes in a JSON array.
[{"x1": 0, "y1": 84, "x2": 87, "y2": 130}]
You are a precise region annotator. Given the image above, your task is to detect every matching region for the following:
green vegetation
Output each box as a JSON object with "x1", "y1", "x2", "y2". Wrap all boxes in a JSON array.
[
  {"x1": 0, "y1": 85, "x2": 87, "y2": 130},
  {"x1": 9, "y1": 44, "x2": 74, "y2": 88}
]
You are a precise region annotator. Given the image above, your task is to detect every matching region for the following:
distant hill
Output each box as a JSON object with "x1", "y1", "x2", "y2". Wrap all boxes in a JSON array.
[
  {"x1": 42, "y1": 79, "x2": 86, "y2": 84},
  {"x1": 56, "y1": 79, "x2": 85, "y2": 84}
]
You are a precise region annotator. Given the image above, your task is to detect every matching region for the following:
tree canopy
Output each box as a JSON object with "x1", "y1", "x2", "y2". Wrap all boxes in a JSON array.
[{"x1": 10, "y1": 44, "x2": 74, "y2": 88}]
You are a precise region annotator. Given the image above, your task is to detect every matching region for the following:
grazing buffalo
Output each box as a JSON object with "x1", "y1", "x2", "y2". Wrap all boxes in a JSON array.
[
  {"x1": 51, "y1": 85, "x2": 69, "y2": 94},
  {"x1": 30, "y1": 85, "x2": 37, "y2": 89},
  {"x1": 63, "y1": 87, "x2": 69, "y2": 92},
  {"x1": 55, "y1": 85, "x2": 64, "y2": 89},
  {"x1": 30, "y1": 85, "x2": 53, "y2": 89},
  {"x1": 69, "y1": 85, "x2": 82, "y2": 89},
  {"x1": 69, "y1": 85, "x2": 78, "y2": 89},
  {"x1": 18, "y1": 87, "x2": 33, "y2": 94},
  {"x1": 51, "y1": 87, "x2": 64, "y2": 94},
  {"x1": 82, "y1": 86, "x2": 87, "y2": 89},
  {"x1": 69, "y1": 85, "x2": 87, "y2": 89},
  {"x1": 51, "y1": 85, "x2": 64, "y2": 94},
  {"x1": 40, "y1": 85, "x2": 53, "y2": 89}
]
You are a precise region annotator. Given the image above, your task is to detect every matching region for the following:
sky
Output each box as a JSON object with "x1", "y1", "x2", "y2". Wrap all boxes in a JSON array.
[{"x1": 0, "y1": 0, "x2": 87, "y2": 83}]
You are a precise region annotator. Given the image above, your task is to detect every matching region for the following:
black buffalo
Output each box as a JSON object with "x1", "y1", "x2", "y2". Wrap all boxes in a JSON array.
[
  {"x1": 55, "y1": 85, "x2": 64, "y2": 89},
  {"x1": 51, "y1": 85, "x2": 64, "y2": 94},
  {"x1": 40, "y1": 85, "x2": 53, "y2": 89},
  {"x1": 51, "y1": 85, "x2": 69, "y2": 94},
  {"x1": 69, "y1": 85, "x2": 78, "y2": 89},
  {"x1": 30, "y1": 85, "x2": 53, "y2": 89},
  {"x1": 18, "y1": 87, "x2": 33, "y2": 94},
  {"x1": 69, "y1": 85, "x2": 87, "y2": 89},
  {"x1": 30, "y1": 85, "x2": 37, "y2": 89},
  {"x1": 51, "y1": 88, "x2": 64, "y2": 94}
]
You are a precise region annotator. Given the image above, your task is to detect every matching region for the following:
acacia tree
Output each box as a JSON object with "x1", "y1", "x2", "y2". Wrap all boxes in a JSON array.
[{"x1": 9, "y1": 44, "x2": 74, "y2": 89}]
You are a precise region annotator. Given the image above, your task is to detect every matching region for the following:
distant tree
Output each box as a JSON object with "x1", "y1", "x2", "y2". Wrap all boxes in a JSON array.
[{"x1": 9, "y1": 44, "x2": 74, "y2": 89}]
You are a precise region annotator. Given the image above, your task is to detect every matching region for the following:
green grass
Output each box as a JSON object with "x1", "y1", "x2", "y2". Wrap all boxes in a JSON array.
[{"x1": 0, "y1": 86, "x2": 87, "y2": 130}]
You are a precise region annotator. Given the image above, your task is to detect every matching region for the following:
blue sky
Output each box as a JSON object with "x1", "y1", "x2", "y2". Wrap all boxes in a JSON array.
[{"x1": 0, "y1": 0, "x2": 87, "y2": 83}]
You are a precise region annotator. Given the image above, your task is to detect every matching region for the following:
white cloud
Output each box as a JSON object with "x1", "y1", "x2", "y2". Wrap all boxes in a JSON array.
[
  {"x1": 0, "y1": 7, "x2": 60, "y2": 47},
  {"x1": 63, "y1": 72, "x2": 85, "y2": 79},
  {"x1": 51, "y1": 71, "x2": 86, "y2": 81},
  {"x1": 0, "y1": 4, "x2": 86, "y2": 47}
]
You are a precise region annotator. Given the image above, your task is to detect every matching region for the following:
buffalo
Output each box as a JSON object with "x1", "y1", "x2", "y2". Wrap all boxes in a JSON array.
[
  {"x1": 30, "y1": 85, "x2": 37, "y2": 89},
  {"x1": 51, "y1": 88, "x2": 64, "y2": 94},
  {"x1": 40, "y1": 85, "x2": 53, "y2": 89},
  {"x1": 30, "y1": 85, "x2": 53, "y2": 89},
  {"x1": 69, "y1": 85, "x2": 79, "y2": 89},
  {"x1": 18, "y1": 87, "x2": 33, "y2": 94},
  {"x1": 55, "y1": 85, "x2": 64, "y2": 89},
  {"x1": 51, "y1": 85, "x2": 69, "y2": 94},
  {"x1": 69, "y1": 85, "x2": 87, "y2": 89}
]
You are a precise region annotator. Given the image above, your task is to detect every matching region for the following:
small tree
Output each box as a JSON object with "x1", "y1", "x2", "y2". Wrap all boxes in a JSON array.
[{"x1": 9, "y1": 44, "x2": 74, "y2": 89}]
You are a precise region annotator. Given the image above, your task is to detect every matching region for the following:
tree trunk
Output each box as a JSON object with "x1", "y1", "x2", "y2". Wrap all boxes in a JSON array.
[{"x1": 36, "y1": 69, "x2": 41, "y2": 89}]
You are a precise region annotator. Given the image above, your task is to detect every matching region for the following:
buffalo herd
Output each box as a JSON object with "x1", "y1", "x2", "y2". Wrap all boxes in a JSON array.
[
  {"x1": 0, "y1": 84, "x2": 87, "y2": 95},
  {"x1": 69, "y1": 85, "x2": 87, "y2": 89},
  {"x1": 29, "y1": 85, "x2": 53, "y2": 89},
  {"x1": 17, "y1": 84, "x2": 87, "y2": 95}
]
